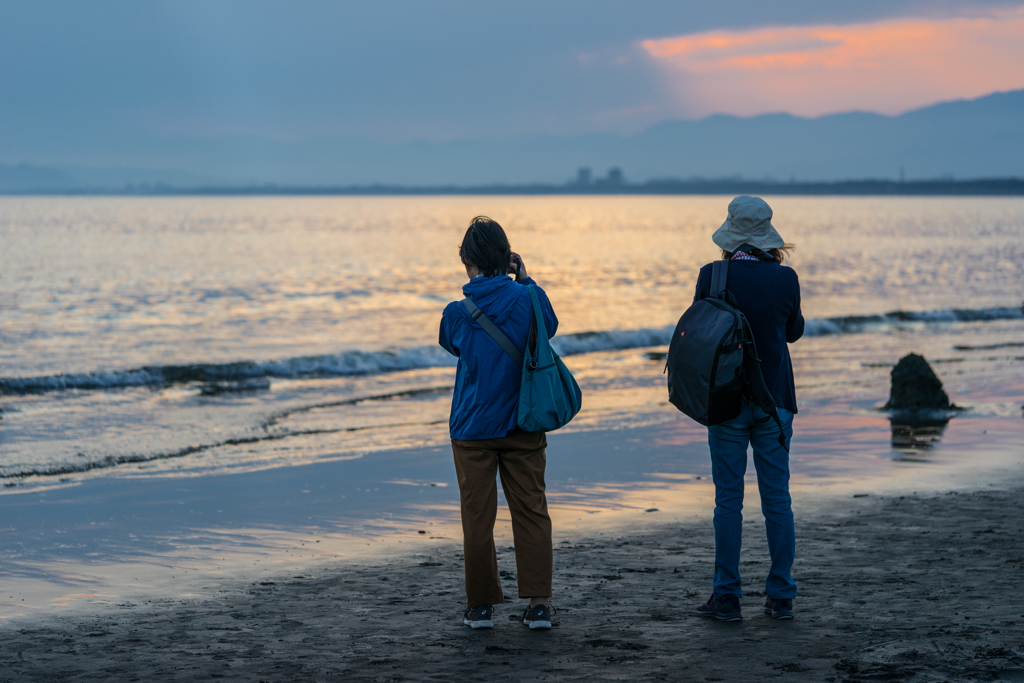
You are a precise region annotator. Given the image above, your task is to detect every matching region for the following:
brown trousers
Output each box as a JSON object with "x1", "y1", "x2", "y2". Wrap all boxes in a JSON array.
[{"x1": 451, "y1": 431, "x2": 553, "y2": 607}]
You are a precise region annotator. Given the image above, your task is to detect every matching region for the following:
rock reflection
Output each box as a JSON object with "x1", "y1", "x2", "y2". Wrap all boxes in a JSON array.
[{"x1": 890, "y1": 416, "x2": 950, "y2": 459}]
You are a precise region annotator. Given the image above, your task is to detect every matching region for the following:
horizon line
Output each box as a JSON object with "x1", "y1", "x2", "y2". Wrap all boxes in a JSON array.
[{"x1": 3, "y1": 177, "x2": 1024, "y2": 197}]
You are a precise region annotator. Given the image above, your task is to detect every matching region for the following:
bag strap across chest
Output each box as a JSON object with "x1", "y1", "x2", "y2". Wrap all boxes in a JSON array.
[{"x1": 461, "y1": 297, "x2": 525, "y2": 367}]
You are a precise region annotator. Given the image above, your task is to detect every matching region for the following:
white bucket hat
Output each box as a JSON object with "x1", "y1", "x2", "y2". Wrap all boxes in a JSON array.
[{"x1": 712, "y1": 196, "x2": 785, "y2": 252}]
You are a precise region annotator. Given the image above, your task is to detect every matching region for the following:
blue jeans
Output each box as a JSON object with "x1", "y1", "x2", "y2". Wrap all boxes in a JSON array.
[{"x1": 707, "y1": 404, "x2": 796, "y2": 600}]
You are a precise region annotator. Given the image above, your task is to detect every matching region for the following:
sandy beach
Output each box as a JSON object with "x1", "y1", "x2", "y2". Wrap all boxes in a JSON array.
[{"x1": 2, "y1": 482, "x2": 1021, "y2": 682}]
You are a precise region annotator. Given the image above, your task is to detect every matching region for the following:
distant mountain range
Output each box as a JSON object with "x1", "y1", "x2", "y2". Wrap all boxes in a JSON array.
[{"x1": 2, "y1": 89, "x2": 1023, "y2": 191}]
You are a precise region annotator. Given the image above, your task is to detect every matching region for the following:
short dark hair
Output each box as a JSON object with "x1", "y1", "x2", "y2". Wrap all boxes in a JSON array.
[{"x1": 459, "y1": 216, "x2": 511, "y2": 277}]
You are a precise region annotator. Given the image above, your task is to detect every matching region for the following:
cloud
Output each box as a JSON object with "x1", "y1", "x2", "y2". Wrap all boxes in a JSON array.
[{"x1": 640, "y1": 7, "x2": 1024, "y2": 118}]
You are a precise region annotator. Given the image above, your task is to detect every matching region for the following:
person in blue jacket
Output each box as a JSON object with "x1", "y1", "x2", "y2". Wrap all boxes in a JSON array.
[
  {"x1": 439, "y1": 216, "x2": 559, "y2": 631},
  {"x1": 692, "y1": 196, "x2": 805, "y2": 622}
]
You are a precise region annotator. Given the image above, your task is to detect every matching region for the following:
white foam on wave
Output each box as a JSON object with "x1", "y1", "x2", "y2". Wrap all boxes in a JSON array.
[
  {"x1": 550, "y1": 327, "x2": 674, "y2": 356},
  {"x1": 256, "y1": 346, "x2": 457, "y2": 378},
  {"x1": 801, "y1": 306, "x2": 1022, "y2": 337},
  {"x1": 0, "y1": 368, "x2": 166, "y2": 393},
  {"x1": 0, "y1": 347, "x2": 457, "y2": 394}
]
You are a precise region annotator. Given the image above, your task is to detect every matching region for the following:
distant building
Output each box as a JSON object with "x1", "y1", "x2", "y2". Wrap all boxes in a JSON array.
[{"x1": 574, "y1": 166, "x2": 625, "y2": 189}]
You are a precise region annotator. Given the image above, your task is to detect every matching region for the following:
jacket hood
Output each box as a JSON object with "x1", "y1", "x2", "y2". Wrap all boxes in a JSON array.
[{"x1": 461, "y1": 276, "x2": 524, "y2": 325}]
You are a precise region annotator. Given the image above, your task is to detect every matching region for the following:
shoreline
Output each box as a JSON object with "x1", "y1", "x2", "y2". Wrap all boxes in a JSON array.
[
  {"x1": 1, "y1": 407, "x2": 1021, "y2": 624},
  {"x1": 2, "y1": 483, "x2": 1022, "y2": 681}
]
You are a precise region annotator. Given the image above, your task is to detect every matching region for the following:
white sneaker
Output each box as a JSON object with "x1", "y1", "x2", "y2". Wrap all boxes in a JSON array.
[
  {"x1": 463, "y1": 604, "x2": 494, "y2": 629},
  {"x1": 522, "y1": 604, "x2": 553, "y2": 630}
]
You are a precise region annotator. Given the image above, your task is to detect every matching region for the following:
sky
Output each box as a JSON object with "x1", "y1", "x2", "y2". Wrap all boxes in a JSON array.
[
  {"x1": 642, "y1": 7, "x2": 1024, "y2": 118},
  {"x1": 2, "y1": 0, "x2": 1024, "y2": 184}
]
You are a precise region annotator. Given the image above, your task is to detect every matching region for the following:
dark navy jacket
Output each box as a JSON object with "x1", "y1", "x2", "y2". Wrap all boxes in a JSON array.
[
  {"x1": 439, "y1": 276, "x2": 558, "y2": 440},
  {"x1": 694, "y1": 260, "x2": 804, "y2": 413}
]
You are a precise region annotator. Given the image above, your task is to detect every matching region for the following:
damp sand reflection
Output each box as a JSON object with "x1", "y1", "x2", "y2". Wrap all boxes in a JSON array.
[{"x1": 1, "y1": 401, "x2": 1021, "y2": 620}]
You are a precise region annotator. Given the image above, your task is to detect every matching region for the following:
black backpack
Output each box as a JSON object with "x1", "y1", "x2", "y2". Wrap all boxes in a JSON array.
[{"x1": 666, "y1": 260, "x2": 788, "y2": 450}]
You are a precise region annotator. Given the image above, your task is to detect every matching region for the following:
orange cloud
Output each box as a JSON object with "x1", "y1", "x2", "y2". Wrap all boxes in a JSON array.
[{"x1": 640, "y1": 9, "x2": 1024, "y2": 118}]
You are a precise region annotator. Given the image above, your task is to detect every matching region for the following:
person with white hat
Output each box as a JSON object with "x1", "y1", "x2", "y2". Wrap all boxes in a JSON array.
[{"x1": 693, "y1": 196, "x2": 805, "y2": 622}]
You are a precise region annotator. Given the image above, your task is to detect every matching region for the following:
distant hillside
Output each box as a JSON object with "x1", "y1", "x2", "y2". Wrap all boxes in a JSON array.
[
  {"x1": 2, "y1": 90, "x2": 1023, "y2": 189},
  {"x1": 623, "y1": 89, "x2": 1024, "y2": 181}
]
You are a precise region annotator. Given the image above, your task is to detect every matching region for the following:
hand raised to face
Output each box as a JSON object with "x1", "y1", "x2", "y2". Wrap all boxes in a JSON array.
[{"x1": 509, "y1": 252, "x2": 528, "y2": 282}]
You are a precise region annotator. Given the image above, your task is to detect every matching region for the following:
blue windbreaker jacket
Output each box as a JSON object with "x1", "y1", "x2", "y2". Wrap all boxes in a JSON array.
[{"x1": 439, "y1": 275, "x2": 558, "y2": 440}]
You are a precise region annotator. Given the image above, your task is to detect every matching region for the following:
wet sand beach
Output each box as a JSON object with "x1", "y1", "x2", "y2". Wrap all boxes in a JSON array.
[{"x1": 2, "y1": 484, "x2": 1022, "y2": 682}]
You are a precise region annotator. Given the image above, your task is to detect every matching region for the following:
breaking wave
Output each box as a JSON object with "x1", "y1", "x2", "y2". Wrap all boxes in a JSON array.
[
  {"x1": 801, "y1": 306, "x2": 1022, "y2": 336},
  {"x1": 2, "y1": 305, "x2": 1020, "y2": 395},
  {"x1": 0, "y1": 347, "x2": 458, "y2": 395}
]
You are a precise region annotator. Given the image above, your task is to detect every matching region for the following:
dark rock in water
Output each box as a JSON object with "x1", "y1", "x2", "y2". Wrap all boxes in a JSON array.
[
  {"x1": 884, "y1": 353, "x2": 953, "y2": 411},
  {"x1": 885, "y1": 354, "x2": 959, "y2": 453}
]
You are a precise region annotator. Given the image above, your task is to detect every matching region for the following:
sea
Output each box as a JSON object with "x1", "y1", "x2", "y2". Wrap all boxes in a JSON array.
[{"x1": 1, "y1": 195, "x2": 1022, "y2": 614}]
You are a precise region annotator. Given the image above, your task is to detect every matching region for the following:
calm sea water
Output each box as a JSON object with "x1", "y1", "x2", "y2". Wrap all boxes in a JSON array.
[{"x1": 1, "y1": 195, "x2": 1022, "y2": 484}]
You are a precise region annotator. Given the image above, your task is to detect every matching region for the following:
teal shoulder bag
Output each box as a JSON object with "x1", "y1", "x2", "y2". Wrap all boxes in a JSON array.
[{"x1": 461, "y1": 284, "x2": 582, "y2": 432}]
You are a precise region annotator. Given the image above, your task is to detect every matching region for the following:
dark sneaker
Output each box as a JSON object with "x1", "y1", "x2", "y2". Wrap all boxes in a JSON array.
[
  {"x1": 463, "y1": 604, "x2": 494, "y2": 629},
  {"x1": 764, "y1": 598, "x2": 794, "y2": 620},
  {"x1": 522, "y1": 604, "x2": 553, "y2": 630},
  {"x1": 697, "y1": 593, "x2": 742, "y2": 621}
]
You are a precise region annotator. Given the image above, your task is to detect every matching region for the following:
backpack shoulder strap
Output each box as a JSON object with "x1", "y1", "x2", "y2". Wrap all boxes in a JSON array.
[
  {"x1": 739, "y1": 317, "x2": 790, "y2": 452},
  {"x1": 711, "y1": 259, "x2": 730, "y2": 299},
  {"x1": 461, "y1": 297, "x2": 524, "y2": 367}
]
